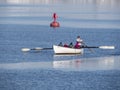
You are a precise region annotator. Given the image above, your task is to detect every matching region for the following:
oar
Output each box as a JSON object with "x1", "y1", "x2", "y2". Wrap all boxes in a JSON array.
[
  {"x1": 21, "y1": 47, "x2": 53, "y2": 52},
  {"x1": 82, "y1": 46, "x2": 115, "y2": 49},
  {"x1": 82, "y1": 42, "x2": 94, "y2": 52}
]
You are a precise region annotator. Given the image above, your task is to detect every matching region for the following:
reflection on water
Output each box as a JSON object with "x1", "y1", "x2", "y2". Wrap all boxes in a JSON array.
[
  {"x1": 53, "y1": 56, "x2": 119, "y2": 71},
  {"x1": 0, "y1": 56, "x2": 120, "y2": 71},
  {"x1": 0, "y1": 0, "x2": 120, "y2": 29},
  {"x1": 0, "y1": 62, "x2": 53, "y2": 69},
  {"x1": 1, "y1": 0, "x2": 120, "y2": 6}
]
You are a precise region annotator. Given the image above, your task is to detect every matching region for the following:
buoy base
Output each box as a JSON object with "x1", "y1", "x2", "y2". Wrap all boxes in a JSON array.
[{"x1": 50, "y1": 21, "x2": 60, "y2": 27}]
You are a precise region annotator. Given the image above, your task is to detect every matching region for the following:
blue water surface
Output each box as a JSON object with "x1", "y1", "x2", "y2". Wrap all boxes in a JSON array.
[
  {"x1": 0, "y1": 0, "x2": 120, "y2": 90},
  {"x1": 0, "y1": 24, "x2": 120, "y2": 63}
]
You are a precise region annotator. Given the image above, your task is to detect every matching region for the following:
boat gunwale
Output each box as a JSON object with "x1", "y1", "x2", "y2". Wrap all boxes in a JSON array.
[{"x1": 53, "y1": 45, "x2": 83, "y2": 50}]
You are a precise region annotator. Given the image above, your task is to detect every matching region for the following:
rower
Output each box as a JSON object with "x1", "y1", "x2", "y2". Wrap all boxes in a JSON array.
[{"x1": 74, "y1": 36, "x2": 83, "y2": 48}]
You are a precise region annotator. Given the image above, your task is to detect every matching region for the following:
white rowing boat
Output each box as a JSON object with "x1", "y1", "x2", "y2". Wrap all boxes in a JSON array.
[{"x1": 53, "y1": 45, "x2": 84, "y2": 54}]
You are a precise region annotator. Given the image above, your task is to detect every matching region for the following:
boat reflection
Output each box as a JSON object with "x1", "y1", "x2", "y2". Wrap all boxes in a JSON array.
[
  {"x1": 53, "y1": 56, "x2": 120, "y2": 71},
  {"x1": 53, "y1": 59, "x2": 81, "y2": 70},
  {"x1": 0, "y1": 56, "x2": 120, "y2": 71}
]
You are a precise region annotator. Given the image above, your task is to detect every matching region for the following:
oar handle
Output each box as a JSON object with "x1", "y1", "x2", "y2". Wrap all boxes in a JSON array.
[
  {"x1": 42, "y1": 48, "x2": 53, "y2": 50},
  {"x1": 81, "y1": 46, "x2": 98, "y2": 48}
]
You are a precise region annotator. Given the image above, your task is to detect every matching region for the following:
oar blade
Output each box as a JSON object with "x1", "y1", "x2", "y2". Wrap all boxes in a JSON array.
[
  {"x1": 21, "y1": 47, "x2": 52, "y2": 52},
  {"x1": 99, "y1": 46, "x2": 115, "y2": 49},
  {"x1": 21, "y1": 48, "x2": 31, "y2": 52},
  {"x1": 35, "y1": 47, "x2": 43, "y2": 50}
]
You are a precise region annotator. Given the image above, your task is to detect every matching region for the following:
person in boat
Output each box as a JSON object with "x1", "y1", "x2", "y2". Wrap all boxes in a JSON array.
[
  {"x1": 69, "y1": 42, "x2": 73, "y2": 48},
  {"x1": 58, "y1": 42, "x2": 63, "y2": 46},
  {"x1": 64, "y1": 43, "x2": 68, "y2": 47},
  {"x1": 74, "y1": 36, "x2": 83, "y2": 48}
]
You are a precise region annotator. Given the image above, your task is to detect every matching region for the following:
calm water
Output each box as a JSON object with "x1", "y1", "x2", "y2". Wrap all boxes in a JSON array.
[{"x1": 0, "y1": 0, "x2": 120, "y2": 90}]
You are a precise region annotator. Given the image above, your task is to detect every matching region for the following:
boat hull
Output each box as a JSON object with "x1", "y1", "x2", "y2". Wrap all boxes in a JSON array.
[{"x1": 53, "y1": 45, "x2": 84, "y2": 54}]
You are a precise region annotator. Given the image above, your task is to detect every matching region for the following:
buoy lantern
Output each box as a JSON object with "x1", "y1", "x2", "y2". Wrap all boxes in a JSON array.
[{"x1": 50, "y1": 13, "x2": 60, "y2": 28}]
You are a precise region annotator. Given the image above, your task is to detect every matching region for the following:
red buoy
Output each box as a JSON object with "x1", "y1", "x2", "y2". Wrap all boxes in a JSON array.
[
  {"x1": 50, "y1": 21, "x2": 60, "y2": 27},
  {"x1": 50, "y1": 13, "x2": 60, "y2": 27}
]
